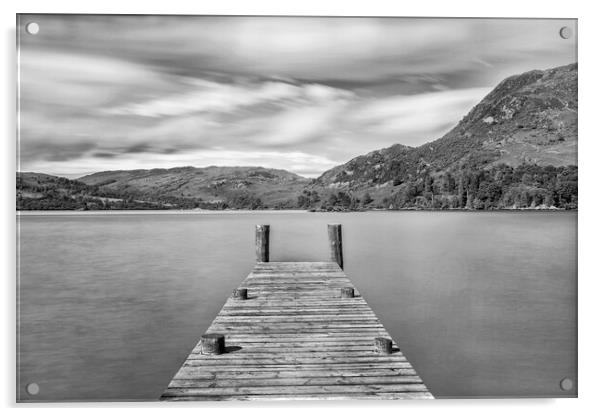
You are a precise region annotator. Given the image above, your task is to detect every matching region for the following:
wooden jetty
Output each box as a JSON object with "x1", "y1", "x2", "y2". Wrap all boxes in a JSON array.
[{"x1": 161, "y1": 224, "x2": 433, "y2": 401}]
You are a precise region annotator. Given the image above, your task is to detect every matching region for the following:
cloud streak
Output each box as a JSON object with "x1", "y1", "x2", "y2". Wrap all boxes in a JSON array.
[
  {"x1": 17, "y1": 15, "x2": 577, "y2": 177},
  {"x1": 105, "y1": 79, "x2": 354, "y2": 118}
]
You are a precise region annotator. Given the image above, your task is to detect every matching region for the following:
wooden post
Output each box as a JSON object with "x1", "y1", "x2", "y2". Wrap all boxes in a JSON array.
[
  {"x1": 201, "y1": 333, "x2": 225, "y2": 355},
  {"x1": 232, "y1": 288, "x2": 248, "y2": 300},
  {"x1": 328, "y1": 224, "x2": 343, "y2": 269},
  {"x1": 255, "y1": 225, "x2": 270, "y2": 262},
  {"x1": 374, "y1": 337, "x2": 393, "y2": 355},
  {"x1": 340, "y1": 287, "x2": 354, "y2": 298}
]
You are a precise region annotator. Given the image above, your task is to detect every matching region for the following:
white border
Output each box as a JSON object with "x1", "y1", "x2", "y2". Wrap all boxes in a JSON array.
[{"x1": 2, "y1": 1, "x2": 600, "y2": 415}]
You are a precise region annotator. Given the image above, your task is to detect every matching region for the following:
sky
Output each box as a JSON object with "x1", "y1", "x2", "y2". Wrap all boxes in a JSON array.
[{"x1": 18, "y1": 16, "x2": 577, "y2": 178}]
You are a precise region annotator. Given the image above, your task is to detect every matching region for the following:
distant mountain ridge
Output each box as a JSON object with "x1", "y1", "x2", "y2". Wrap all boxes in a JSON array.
[{"x1": 17, "y1": 63, "x2": 577, "y2": 211}]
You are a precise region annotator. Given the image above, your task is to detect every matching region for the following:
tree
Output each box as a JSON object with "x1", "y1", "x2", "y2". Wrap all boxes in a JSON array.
[{"x1": 362, "y1": 192, "x2": 373, "y2": 206}]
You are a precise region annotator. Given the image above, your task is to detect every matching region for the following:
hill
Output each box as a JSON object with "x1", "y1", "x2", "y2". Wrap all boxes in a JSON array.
[
  {"x1": 77, "y1": 166, "x2": 308, "y2": 209},
  {"x1": 17, "y1": 166, "x2": 309, "y2": 210},
  {"x1": 17, "y1": 172, "x2": 171, "y2": 210},
  {"x1": 303, "y1": 63, "x2": 578, "y2": 210}
]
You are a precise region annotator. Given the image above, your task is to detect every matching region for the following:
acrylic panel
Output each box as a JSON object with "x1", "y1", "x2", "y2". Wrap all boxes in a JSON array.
[{"x1": 16, "y1": 15, "x2": 577, "y2": 402}]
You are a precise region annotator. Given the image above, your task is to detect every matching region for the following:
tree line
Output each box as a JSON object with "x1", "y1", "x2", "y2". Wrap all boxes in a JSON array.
[
  {"x1": 17, "y1": 163, "x2": 577, "y2": 211},
  {"x1": 301, "y1": 163, "x2": 577, "y2": 211}
]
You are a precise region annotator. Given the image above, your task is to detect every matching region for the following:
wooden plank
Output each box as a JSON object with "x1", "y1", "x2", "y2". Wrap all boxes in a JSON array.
[
  {"x1": 183, "y1": 360, "x2": 418, "y2": 371},
  {"x1": 190, "y1": 345, "x2": 395, "y2": 353},
  {"x1": 222, "y1": 334, "x2": 392, "y2": 340},
  {"x1": 161, "y1": 262, "x2": 432, "y2": 401},
  {"x1": 163, "y1": 392, "x2": 434, "y2": 401},
  {"x1": 213, "y1": 315, "x2": 379, "y2": 321},
  {"x1": 221, "y1": 333, "x2": 393, "y2": 340},
  {"x1": 172, "y1": 368, "x2": 418, "y2": 379},
  {"x1": 177, "y1": 360, "x2": 416, "y2": 368},
  {"x1": 162, "y1": 384, "x2": 430, "y2": 396},
  {"x1": 182, "y1": 358, "x2": 410, "y2": 367},
  {"x1": 168, "y1": 375, "x2": 424, "y2": 388}
]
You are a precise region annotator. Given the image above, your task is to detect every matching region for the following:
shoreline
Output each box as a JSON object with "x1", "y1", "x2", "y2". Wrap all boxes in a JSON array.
[{"x1": 16, "y1": 208, "x2": 577, "y2": 216}]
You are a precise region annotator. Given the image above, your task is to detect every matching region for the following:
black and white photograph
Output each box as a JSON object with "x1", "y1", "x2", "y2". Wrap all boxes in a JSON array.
[{"x1": 16, "y1": 14, "x2": 577, "y2": 402}]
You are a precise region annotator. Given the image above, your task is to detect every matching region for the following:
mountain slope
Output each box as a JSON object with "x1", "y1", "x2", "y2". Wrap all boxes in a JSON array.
[
  {"x1": 78, "y1": 166, "x2": 309, "y2": 209},
  {"x1": 306, "y1": 63, "x2": 577, "y2": 210},
  {"x1": 18, "y1": 166, "x2": 309, "y2": 210},
  {"x1": 17, "y1": 172, "x2": 167, "y2": 210}
]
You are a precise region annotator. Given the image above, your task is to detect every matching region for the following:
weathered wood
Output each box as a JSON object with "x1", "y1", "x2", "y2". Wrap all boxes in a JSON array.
[
  {"x1": 191, "y1": 345, "x2": 394, "y2": 354},
  {"x1": 163, "y1": 383, "x2": 430, "y2": 397},
  {"x1": 169, "y1": 375, "x2": 424, "y2": 388},
  {"x1": 327, "y1": 224, "x2": 343, "y2": 269},
  {"x1": 255, "y1": 225, "x2": 270, "y2": 262},
  {"x1": 341, "y1": 287, "x2": 355, "y2": 298},
  {"x1": 161, "y1": 262, "x2": 432, "y2": 401},
  {"x1": 232, "y1": 288, "x2": 248, "y2": 300},
  {"x1": 200, "y1": 334, "x2": 225, "y2": 355},
  {"x1": 165, "y1": 392, "x2": 434, "y2": 401},
  {"x1": 181, "y1": 362, "x2": 416, "y2": 370},
  {"x1": 173, "y1": 367, "x2": 418, "y2": 379},
  {"x1": 183, "y1": 356, "x2": 409, "y2": 365},
  {"x1": 375, "y1": 337, "x2": 393, "y2": 355}
]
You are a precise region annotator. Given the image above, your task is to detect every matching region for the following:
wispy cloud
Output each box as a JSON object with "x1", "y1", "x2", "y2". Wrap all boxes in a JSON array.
[
  {"x1": 105, "y1": 79, "x2": 354, "y2": 118},
  {"x1": 24, "y1": 149, "x2": 339, "y2": 179},
  {"x1": 352, "y1": 88, "x2": 490, "y2": 139},
  {"x1": 18, "y1": 16, "x2": 577, "y2": 177}
]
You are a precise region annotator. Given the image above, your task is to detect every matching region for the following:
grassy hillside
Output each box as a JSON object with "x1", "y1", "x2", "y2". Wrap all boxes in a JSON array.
[
  {"x1": 17, "y1": 172, "x2": 167, "y2": 210},
  {"x1": 78, "y1": 166, "x2": 309, "y2": 209},
  {"x1": 18, "y1": 166, "x2": 309, "y2": 210}
]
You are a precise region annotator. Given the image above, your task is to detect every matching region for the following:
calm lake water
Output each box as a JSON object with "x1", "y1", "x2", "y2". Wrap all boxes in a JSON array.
[{"x1": 17, "y1": 211, "x2": 577, "y2": 401}]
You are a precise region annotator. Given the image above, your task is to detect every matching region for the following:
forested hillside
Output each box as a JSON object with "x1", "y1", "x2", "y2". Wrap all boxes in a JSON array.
[{"x1": 300, "y1": 161, "x2": 577, "y2": 210}]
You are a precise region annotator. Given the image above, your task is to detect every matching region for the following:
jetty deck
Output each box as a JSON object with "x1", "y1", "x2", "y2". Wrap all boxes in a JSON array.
[{"x1": 161, "y1": 225, "x2": 432, "y2": 401}]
